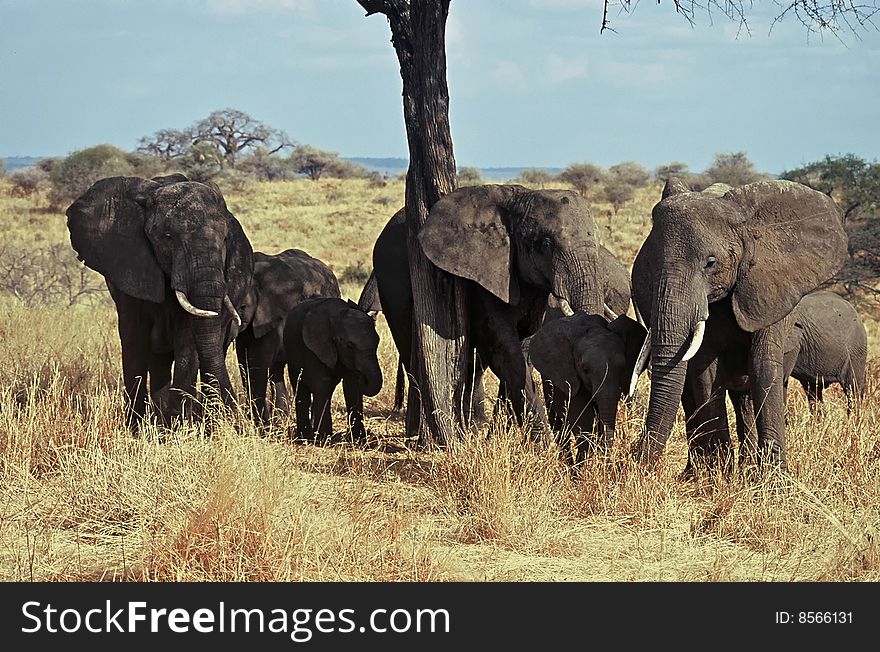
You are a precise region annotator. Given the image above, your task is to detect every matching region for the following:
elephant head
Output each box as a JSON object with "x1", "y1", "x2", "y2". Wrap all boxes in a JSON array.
[
  {"x1": 630, "y1": 178, "x2": 848, "y2": 462},
  {"x1": 302, "y1": 300, "x2": 383, "y2": 397},
  {"x1": 66, "y1": 175, "x2": 254, "y2": 401},
  {"x1": 531, "y1": 313, "x2": 647, "y2": 443},
  {"x1": 417, "y1": 184, "x2": 604, "y2": 316}
]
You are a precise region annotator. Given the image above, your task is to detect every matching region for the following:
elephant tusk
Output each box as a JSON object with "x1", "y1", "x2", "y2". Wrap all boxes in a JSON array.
[
  {"x1": 223, "y1": 295, "x2": 242, "y2": 327},
  {"x1": 633, "y1": 302, "x2": 645, "y2": 327},
  {"x1": 628, "y1": 328, "x2": 651, "y2": 397},
  {"x1": 682, "y1": 320, "x2": 706, "y2": 362},
  {"x1": 603, "y1": 302, "x2": 619, "y2": 321},
  {"x1": 175, "y1": 290, "x2": 219, "y2": 318},
  {"x1": 557, "y1": 297, "x2": 575, "y2": 317}
]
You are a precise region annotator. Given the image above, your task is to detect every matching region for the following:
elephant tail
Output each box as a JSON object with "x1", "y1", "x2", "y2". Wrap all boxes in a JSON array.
[{"x1": 393, "y1": 356, "x2": 406, "y2": 412}]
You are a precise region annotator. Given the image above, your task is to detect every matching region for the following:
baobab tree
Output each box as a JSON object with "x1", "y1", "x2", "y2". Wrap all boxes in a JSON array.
[{"x1": 353, "y1": 0, "x2": 879, "y2": 446}]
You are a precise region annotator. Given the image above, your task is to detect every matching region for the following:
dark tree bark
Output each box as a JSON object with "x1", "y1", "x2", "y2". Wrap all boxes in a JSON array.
[{"x1": 356, "y1": 0, "x2": 470, "y2": 445}]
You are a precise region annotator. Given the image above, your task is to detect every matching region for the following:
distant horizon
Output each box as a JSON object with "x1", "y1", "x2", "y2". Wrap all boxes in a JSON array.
[{"x1": 4, "y1": 149, "x2": 870, "y2": 178}]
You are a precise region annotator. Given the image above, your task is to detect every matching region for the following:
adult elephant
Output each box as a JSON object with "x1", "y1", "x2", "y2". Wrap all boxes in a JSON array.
[
  {"x1": 629, "y1": 178, "x2": 848, "y2": 474},
  {"x1": 236, "y1": 249, "x2": 341, "y2": 423},
  {"x1": 67, "y1": 174, "x2": 253, "y2": 428},
  {"x1": 373, "y1": 184, "x2": 609, "y2": 436}
]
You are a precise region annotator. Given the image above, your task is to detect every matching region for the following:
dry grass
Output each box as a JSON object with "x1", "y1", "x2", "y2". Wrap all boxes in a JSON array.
[{"x1": 0, "y1": 176, "x2": 879, "y2": 582}]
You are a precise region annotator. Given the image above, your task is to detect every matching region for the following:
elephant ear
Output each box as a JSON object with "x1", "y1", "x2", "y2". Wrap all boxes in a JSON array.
[
  {"x1": 729, "y1": 180, "x2": 848, "y2": 333},
  {"x1": 357, "y1": 271, "x2": 382, "y2": 316},
  {"x1": 530, "y1": 315, "x2": 585, "y2": 395},
  {"x1": 223, "y1": 207, "x2": 254, "y2": 313},
  {"x1": 608, "y1": 315, "x2": 648, "y2": 386},
  {"x1": 302, "y1": 303, "x2": 337, "y2": 369},
  {"x1": 417, "y1": 184, "x2": 527, "y2": 304},
  {"x1": 66, "y1": 176, "x2": 165, "y2": 303}
]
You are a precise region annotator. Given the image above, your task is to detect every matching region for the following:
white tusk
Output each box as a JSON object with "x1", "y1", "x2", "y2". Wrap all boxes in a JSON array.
[
  {"x1": 628, "y1": 328, "x2": 651, "y2": 398},
  {"x1": 603, "y1": 302, "x2": 619, "y2": 321},
  {"x1": 633, "y1": 302, "x2": 645, "y2": 327},
  {"x1": 682, "y1": 320, "x2": 706, "y2": 362},
  {"x1": 223, "y1": 295, "x2": 241, "y2": 327},
  {"x1": 175, "y1": 290, "x2": 219, "y2": 318},
  {"x1": 557, "y1": 297, "x2": 575, "y2": 317}
]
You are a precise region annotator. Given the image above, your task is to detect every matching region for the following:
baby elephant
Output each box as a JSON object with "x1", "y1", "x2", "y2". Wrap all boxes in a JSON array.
[
  {"x1": 283, "y1": 297, "x2": 383, "y2": 443},
  {"x1": 785, "y1": 290, "x2": 867, "y2": 410},
  {"x1": 237, "y1": 249, "x2": 341, "y2": 423},
  {"x1": 530, "y1": 313, "x2": 647, "y2": 465}
]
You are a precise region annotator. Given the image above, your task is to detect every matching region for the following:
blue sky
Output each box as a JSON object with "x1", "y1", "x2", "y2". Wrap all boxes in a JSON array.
[{"x1": 1, "y1": 0, "x2": 878, "y2": 174}]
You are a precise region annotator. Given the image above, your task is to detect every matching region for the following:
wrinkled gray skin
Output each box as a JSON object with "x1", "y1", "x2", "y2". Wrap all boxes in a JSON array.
[
  {"x1": 784, "y1": 290, "x2": 867, "y2": 410},
  {"x1": 283, "y1": 297, "x2": 383, "y2": 443},
  {"x1": 237, "y1": 249, "x2": 341, "y2": 423},
  {"x1": 373, "y1": 184, "x2": 606, "y2": 436},
  {"x1": 631, "y1": 178, "x2": 848, "y2": 474},
  {"x1": 530, "y1": 313, "x2": 646, "y2": 465},
  {"x1": 67, "y1": 174, "x2": 253, "y2": 429}
]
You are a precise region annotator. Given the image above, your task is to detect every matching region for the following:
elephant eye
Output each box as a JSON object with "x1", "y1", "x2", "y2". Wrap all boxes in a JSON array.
[
  {"x1": 705, "y1": 256, "x2": 717, "y2": 269},
  {"x1": 162, "y1": 231, "x2": 173, "y2": 239},
  {"x1": 539, "y1": 236, "x2": 552, "y2": 251}
]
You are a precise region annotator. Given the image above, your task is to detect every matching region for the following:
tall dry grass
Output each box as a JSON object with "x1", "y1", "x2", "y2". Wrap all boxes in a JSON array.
[{"x1": 0, "y1": 177, "x2": 878, "y2": 581}]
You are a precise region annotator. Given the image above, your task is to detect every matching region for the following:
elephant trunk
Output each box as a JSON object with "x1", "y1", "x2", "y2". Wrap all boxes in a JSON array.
[
  {"x1": 359, "y1": 355, "x2": 384, "y2": 398},
  {"x1": 175, "y1": 247, "x2": 235, "y2": 407},
  {"x1": 554, "y1": 249, "x2": 602, "y2": 316},
  {"x1": 594, "y1": 388, "x2": 620, "y2": 453},
  {"x1": 635, "y1": 273, "x2": 707, "y2": 465}
]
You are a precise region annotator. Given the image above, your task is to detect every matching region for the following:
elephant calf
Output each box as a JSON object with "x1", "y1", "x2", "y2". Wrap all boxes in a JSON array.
[
  {"x1": 237, "y1": 249, "x2": 341, "y2": 423},
  {"x1": 283, "y1": 297, "x2": 383, "y2": 443},
  {"x1": 530, "y1": 312, "x2": 646, "y2": 465},
  {"x1": 785, "y1": 290, "x2": 867, "y2": 410}
]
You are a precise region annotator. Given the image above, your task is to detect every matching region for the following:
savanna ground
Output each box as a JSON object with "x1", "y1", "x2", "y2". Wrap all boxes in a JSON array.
[{"x1": 1, "y1": 176, "x2": 879, "y2": 582}]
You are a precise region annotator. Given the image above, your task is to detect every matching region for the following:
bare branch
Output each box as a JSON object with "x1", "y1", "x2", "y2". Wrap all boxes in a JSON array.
[{"x1": 599, "y1": 0, "x2": 878, "y2": 36}]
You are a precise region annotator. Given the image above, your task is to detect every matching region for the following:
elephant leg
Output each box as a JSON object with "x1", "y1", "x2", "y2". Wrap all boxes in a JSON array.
[
  {"x1": 749, "y1": 326, "x2": 788, "y2": 473},
  {"x1": 542, "y1": 380, "x2": 573, "y2": 465},
  {"x1": 148, "y1": 349, "x2": 173, "y2": 418},
  {"x1": 270, "y1": 363, "x2": 289, "y2": 422},
  {"x1": 572, "y1": 399, "x2": 597, "y2": 466},
  {"x1": 343, "y1": 375, "x2": 367, "y2": 444},
  {"x1": 310, "y1": 380, "x2": 335, "y2": 444},
  {"x1": 116, "y1": 307, "x2": 152, "y2": 431},
  {"x1": 238, "y1": 328, "x2": 280, "y2": 424},
  {"x1": 484, "y1": 343, "x2": 528, "y2": 424},
  {"x1": 290, "y1": 367, "x2": 314, "y2": 442},
  {"x1": 729, "y1": 389, "x2": 758, "y2": 472},
  {"x1": 681, "y1": 359, "x2": 733, "y2": 478}
]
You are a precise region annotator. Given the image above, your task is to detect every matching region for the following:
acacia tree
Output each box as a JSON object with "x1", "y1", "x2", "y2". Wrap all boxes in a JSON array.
[
  {"x1": 193, "y1": 109, "x2": 294, "y2": 168},
  {"x1": 353, "y1": 0, "x2": 878, "y2": 446}
]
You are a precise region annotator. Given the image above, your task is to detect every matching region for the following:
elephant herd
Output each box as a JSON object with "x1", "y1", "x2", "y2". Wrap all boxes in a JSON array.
[{"x1": 65, "y1": 174, "x2": 867, "y2": 477}]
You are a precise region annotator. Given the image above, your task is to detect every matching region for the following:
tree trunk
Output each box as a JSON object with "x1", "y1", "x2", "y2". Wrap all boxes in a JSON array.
[{"x1": 357, "y1": 0, "x2": 469, "y2": 445}]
